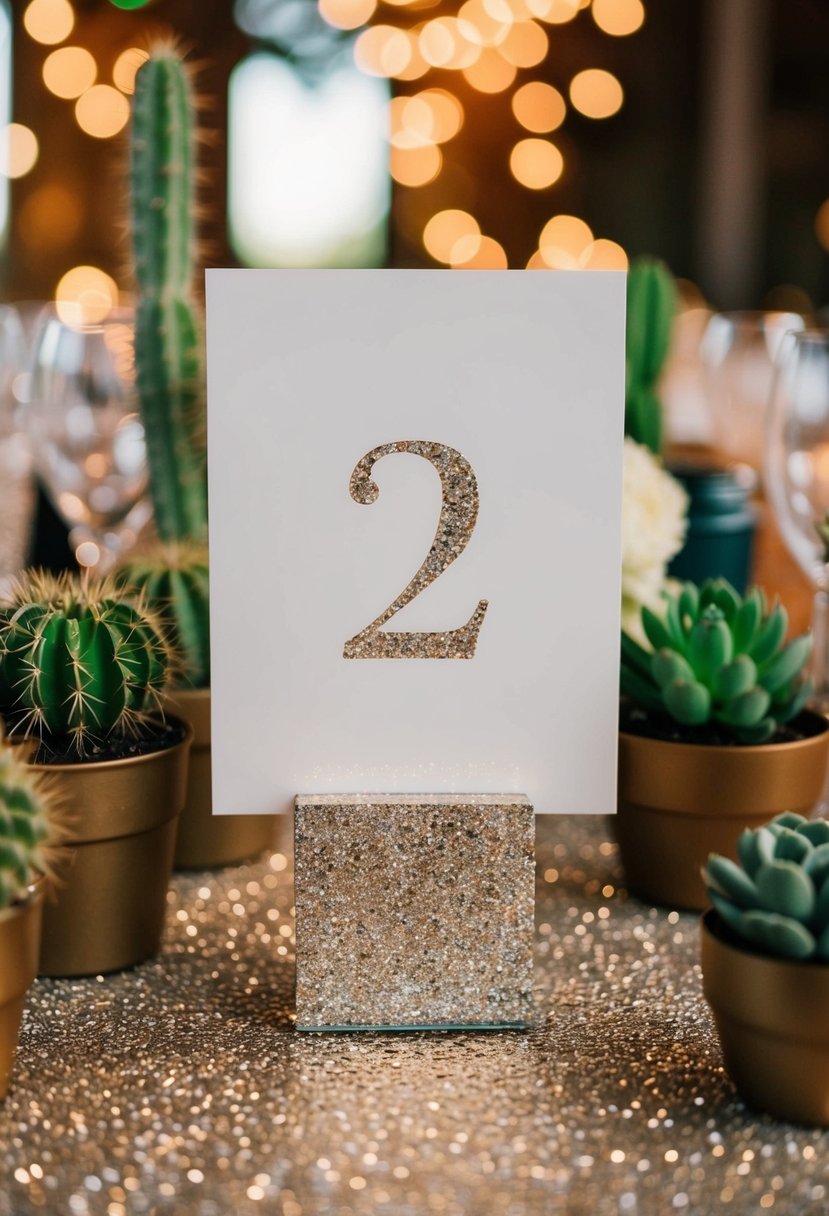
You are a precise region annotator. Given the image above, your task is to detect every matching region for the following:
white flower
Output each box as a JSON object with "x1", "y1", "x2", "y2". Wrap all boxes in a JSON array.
[{"x1": 622, "y1": 438, "x2": 688, "y2": 637}]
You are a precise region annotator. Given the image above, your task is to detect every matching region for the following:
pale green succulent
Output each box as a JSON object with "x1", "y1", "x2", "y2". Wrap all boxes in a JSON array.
[
  {"x1": 704, "y1": 814, "x2": 829, "y2": 961},
  {"x1": 622, "y1": 578, "x2": 813, "y2": 744}
]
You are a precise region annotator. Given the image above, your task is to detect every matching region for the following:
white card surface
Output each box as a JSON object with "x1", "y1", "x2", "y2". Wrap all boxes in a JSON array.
[{"x1": 205, "y1": 269, "x2": 625, "y2": 815}]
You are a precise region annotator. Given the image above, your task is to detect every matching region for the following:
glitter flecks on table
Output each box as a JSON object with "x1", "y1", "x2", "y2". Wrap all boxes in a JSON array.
[{"x1": 3, "y1": 815, "x2": 829, "y2": 1216}]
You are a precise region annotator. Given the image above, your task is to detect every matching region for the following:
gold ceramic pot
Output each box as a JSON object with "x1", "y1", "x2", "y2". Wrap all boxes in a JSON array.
[
  {"x1": 702, "y1": 909, "x2": 829, "y2": 1125},
  {"x1": 167, "y1": 687, "x2": 275, "y2": 870},
  {"x1": 35, "y1": 719, "x2": 192, "y2": 977},
  {"x1": 0, "y1": 879, "x2": 44, "y2": 1099},
  {"x1": 616, "y1": 710, "x2": 829, "y2": 910}
]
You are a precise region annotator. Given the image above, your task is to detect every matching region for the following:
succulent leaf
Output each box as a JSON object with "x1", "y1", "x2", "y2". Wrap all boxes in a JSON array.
[
  {"x1": 689, "y1": 612, "x2": 733, "y2": 681},
  {"x1": 711, "y1": 655, "x2": 757, "y2": 702},
  {"x1": 705, "y1": 855, "x2": 758, "y2": 909},
  {"x1": 737, "y1": 826, "x2": 776, "y2": 878},
  {"x1": 755, "y1": 860, "x2": 815, "y2": 921},
  {"x1": 651, "y1": 649, "x2": 695, "y2": 691},
  {"x1": 663, "y1": 679, "x2": 711, "y2": 725},
  {"x1": 641, "y1": 605, "x2": 674, "y2": 653},
  {"x1": 750, "y1": 604, "x2": 788, "y2": 666},
  {"x1": 739, "y1": 910, "x2": 815, "y2": 960}
]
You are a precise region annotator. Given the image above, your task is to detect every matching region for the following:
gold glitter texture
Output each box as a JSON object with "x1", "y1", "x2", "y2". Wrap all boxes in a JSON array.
[
  {"x1": 294, "y1": 794, "x2": 535, "y2": 1029},
  {"x1": 343, "y1": 440, "x2": 489, "y2": 659}
]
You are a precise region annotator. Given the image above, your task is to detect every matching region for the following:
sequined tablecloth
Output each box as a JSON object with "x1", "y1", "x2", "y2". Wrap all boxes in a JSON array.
[{"x1": 2, "y1": 815, "x2": 827, "y2": 1216}]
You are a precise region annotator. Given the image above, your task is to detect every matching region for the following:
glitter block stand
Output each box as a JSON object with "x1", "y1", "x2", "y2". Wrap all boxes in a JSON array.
[{"x1": 294, "y1": 794, "x2": 535, "y2": 1031}]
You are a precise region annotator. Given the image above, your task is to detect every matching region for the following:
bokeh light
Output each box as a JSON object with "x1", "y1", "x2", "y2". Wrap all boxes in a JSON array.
[
  {"x1": 581, "y1": 237, "x2": 628, "y2": 268},
  {"x1": 539, "y1": 214, "x2": 593, "y2": 266},
  {"x1": 0, "y1": 125, "x2": 39, "y2": 179},
  {"x1": 319, "y1": 0, "x2": 377, "y2": 31},
  {"x1": 423, "y1": 209, "x2": 481, "y2": 263},
  {"x1": 591, "y1": 0, "x2": 645, "y2": 36},
  {"x1": 23, "y1": 0, "x2": 74, "y2": 46},
  {"x1": 113, "y1": 48, "x2": 150, "y2": 94},
  {"x1": 390, "y1": 142, "x2": 442, "y2": 187},
  {"x1": 511, "y1": 81, "x2": 566, "y2": 132},
  {"x1": 55, "y1": 265, "x2": 119, "y2": 326},
  {"x1": 510, "y1": 138, "x2": 563, "y2": 188},
  {"x1": 530, "y1": 0, "x2": 580, "y2": 24},
  {"x1": 499, "y1": 22, "x2": 549, "y2": 68},
  {"x1": 19, "y1": 184, "x2": 83, "y2": 249},
  {"x1": 451, "y1": 234, "x2": 508, "y2": 268},
  {"x1": 43, "y1": 47, "x2": 97, "y2": 100},
  {"x1": 569, "y1": 68, "x2": 624, "y2": 118},
  {"x1": 75, "y1": 85, "x2": 132, "y2": 138},
  {"x1": 355, "y1": 26, "x2": 412, "y2": 77},
  {"x1": 463, "y1": 49, "x2": 517, "y2": 93}
]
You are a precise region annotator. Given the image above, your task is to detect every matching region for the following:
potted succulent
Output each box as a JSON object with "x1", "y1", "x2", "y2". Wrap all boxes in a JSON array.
[
  {"x1": 116, "y1": 45, "x2": 273, "y2": 868},
  {"x1": 702, "y1": 814, "x2": 829, "y2": 1125},
  {"x1": 0, "y1": 571, "x2": 191, "y2": 976},
  {"x1": 0, "y1": 740, "x2": 56, "y2": 1098},
  {"x1": 618, "y1": 577, "x2": 829, "y2": 910}
]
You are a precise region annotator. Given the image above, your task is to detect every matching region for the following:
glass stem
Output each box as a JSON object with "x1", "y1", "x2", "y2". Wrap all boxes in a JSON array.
[{"x1": 811, "y1": 588, "x2": 829, "y2": 714}]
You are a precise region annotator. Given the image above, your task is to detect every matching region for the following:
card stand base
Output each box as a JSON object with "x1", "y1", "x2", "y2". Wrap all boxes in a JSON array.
[{"x1": 294, "y1": 794, "x2": 535, "y2": 1032}]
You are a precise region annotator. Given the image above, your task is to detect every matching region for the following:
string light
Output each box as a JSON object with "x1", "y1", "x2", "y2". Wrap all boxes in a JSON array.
[
  {"x1": 75, "y1": 85, "x2": 130, "y2": 138},
  {"x1": 0, "y1": 124, "x2": 39, "y2": 179},
  {"x1": 591, "y1": 0, "x2": 645, "y2": 37},
  {"x1": 450, "y1": 234, "x2": 508, "y2": 268},
  {"x1": 569, "y1": 68, "x2": 624, "y2": 118},
  {"x1": 423, "y1": 209, "x2": 481, "y2": 263},
  {"x1": 511, "y1": 81, "x2": 565, "y2": 132},
  {"x1": 581, "y1": 237, "x2": 628, "y2": 268},
  {"x1": 319, "y1": 0, "x2": 377, "y2": 30},
  {"x1": 354, "y1": 26, "x2": 412, "y2": 77},
  {"x1": 55, "y1": 265, "x2": 118, "y2": 326},
  {"x1": 112, "y1": 48, "x2": 149, "y2": 94},
  {"x1": 390, "y1": 142, "x2": 442, "y2": 187},
  {"x1": 463, "y1": 49, "x2": 517, "y2": 94},
  {"x1": 43, "y1": 47, "x2": 96, "y2": 100},
  {"x1": 510, "y1": 138, "x2": 563, "y2": 188},
  {"x1": 499, "y1": 21, "x2": 548, "y2": 68},
  {"x1": 539, "y1": 213, "x2": 593, "y2": 266},
  {"x1": 23, "y1": 0, "x2": 74, "y2": 46}
]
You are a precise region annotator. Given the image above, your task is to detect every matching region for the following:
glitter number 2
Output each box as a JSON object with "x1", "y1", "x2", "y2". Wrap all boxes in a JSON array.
[{"x1": 343, "y1": 440, "x2": 489, "y2": 660}]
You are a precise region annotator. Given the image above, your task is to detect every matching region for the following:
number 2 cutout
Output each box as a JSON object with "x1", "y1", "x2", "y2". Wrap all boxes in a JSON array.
[{"x1": 343, "y1": 440, "x2": 489, "y2": 660}]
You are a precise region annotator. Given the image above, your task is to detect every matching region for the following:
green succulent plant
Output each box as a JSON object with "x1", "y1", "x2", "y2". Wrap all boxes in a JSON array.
[
  {"x1": 115, "y1": 543, "x2": 209, "y2": 688},
  {"x1": 0, "y1": 571, "x2": 172, "y2": 755},
  {"x1": 625, "y1": 256, "x2": 677, "y2": 456},
  {"x1": 0, "y1": 742, "x2": 54, "y2": 909},
  {"x1": 621, "y1": 578, "x2": 813, "y2": 744},
  {"x1": 130, "y1": 44, "x2": 207, "y2": 545},
  {"x1": 704, "y1": 814, "x2": 829, "y2": 961}
]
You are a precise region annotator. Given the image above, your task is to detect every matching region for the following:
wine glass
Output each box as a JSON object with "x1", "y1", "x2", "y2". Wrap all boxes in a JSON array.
[
  {"x1": 27, "y1": 305, "x2": 150, "y2": 574},
  {"x1": 703, "y1": 311, "x2": 805, "y2": 475},
  {"x1": 0, "y1": 304, "x2": 34, "y2": 592},
  {"x1": 765, "y1": 330, "x2": 829, "y2": 709}
]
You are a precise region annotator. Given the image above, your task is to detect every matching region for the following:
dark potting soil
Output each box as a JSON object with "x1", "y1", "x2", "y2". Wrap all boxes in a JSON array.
[
  {"x1": 619, "y1": 700, "x2": 826, "y2": 748},
  {"x1": 23, "y1": 719, "x2": 186, "y2": 766}
]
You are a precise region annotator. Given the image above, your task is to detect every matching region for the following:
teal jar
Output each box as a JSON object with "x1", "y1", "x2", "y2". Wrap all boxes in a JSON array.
[{"x1": 667, "y1": 464, "x2": 757, "y2": 593}]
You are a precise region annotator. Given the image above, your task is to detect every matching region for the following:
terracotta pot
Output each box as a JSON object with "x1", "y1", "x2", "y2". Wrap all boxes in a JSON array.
[
  {"x1": 167, "y1": 687, "x2": 276, "y2": 870},
  {"x1": 34, "y1": 719, "x2": 192, "y2": 977},
  {"x1": 0, "y1": 879, "x2": 44, "y2": 1099},
  {"x1": 616, "y1": 710, "x2": 829, "y2": 910},
  {"x1": 701, "y1": 909, "x2": 829, "y2": 1125}
]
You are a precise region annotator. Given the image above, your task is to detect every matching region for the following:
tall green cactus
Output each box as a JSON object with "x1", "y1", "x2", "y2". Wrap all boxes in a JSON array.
[
  {"x1": 0, "y1": 743, "x2": 54, "y2": 909},
  {"x1": 0, "y1": 572, "x2": 172, "y2": 755},
  {"x1": 116, "y1": 543, "x2": 210, "y2": 688},
  {"x1": 625, "y1": 257, "x2": 677, "y2": 455},
  {"x1": 130, "y1": 46, "x2": 207, "y2": 544}
]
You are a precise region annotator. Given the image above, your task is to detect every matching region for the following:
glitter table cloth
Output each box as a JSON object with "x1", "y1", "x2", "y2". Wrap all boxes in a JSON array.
[{"x1": 2, "y1": 814, "x2": 828, "y2": 1216}]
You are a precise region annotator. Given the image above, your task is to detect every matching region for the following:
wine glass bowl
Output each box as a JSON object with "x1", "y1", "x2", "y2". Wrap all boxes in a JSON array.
[
  {"x1": 765, "y1": 329, "x2": 829, "y2": 710},
  {"x1": 703, "y1": 310, "x2": 805, "y2": 473},
  {"x1": 27, "y1": 306, "x2": 149, "y2": 572}
]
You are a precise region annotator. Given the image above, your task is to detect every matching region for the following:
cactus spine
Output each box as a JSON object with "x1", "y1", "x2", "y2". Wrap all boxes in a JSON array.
[
  {"x1": 625, "y1": 257, "x2": 677, "y2": 455},
  {"x1": 0, "y1": 744, "x2": 53, "y2": 909},
  {"x1": 116, "y1": 544, "x2": 210, "y2": 688},
  {"x1": 130, "y1": 47, "x2": 207, "y2": 544},
  {"x1": 0, "y1": 572, "x2": 172, "y2": 754}
]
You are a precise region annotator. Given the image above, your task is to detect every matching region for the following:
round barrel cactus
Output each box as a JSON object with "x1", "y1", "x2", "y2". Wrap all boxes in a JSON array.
[
  {"x1": 622, "y1": 578, "x2": 813, "y2": 743},
  {"x1": 0, "y1": 742, "x2": 54, "y2": 908},
  {"x1": 704, "y1": 814, "x2": 829, "y2": 961},
  {"x1": 0, "y1": 571, "x2": 171, "y2": 754},
  {"x1": 115, "y1": 544, "x2": 209, "y2": 688}
]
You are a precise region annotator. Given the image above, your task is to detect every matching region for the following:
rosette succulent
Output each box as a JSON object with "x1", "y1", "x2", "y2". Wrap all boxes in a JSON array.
[
  {"x1": 621, "y1": 578, "x2": 812, "y2": 744},
  {"x1": 116, "y1": 543, "x2": 209, "y2": 688},
  {"x1": 0, "y1": 571, "x2": 172, "y2": 754},
  {"x1": 704, "y1": 814, "x2": 829, "y2": 960},
  {"x1": 0, "y1": 742, "x2": 55, "y2": 908}
]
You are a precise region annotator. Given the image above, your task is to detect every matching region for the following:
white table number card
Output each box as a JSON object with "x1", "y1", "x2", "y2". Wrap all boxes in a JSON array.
[{"x1": 206, "y1": 270, "x2": 626, "y2": 816}]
